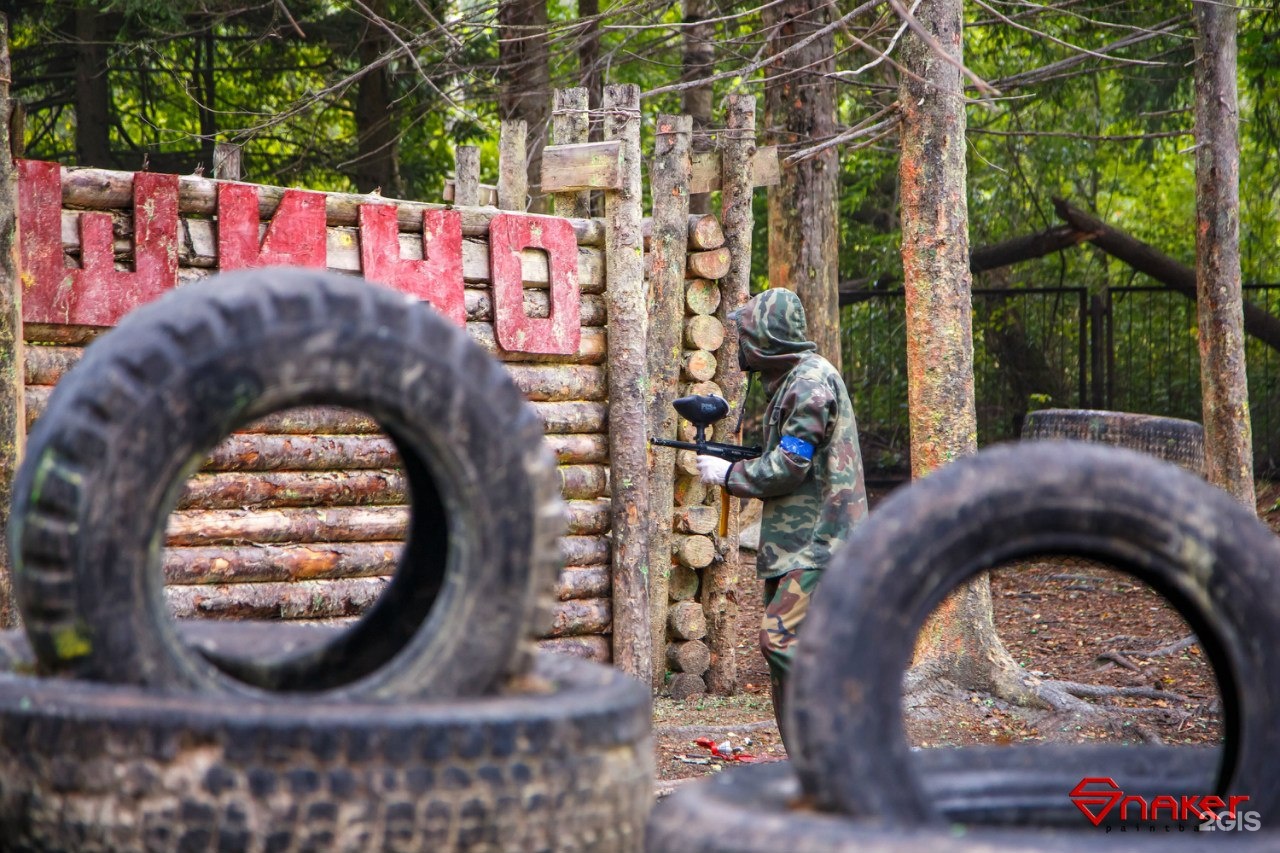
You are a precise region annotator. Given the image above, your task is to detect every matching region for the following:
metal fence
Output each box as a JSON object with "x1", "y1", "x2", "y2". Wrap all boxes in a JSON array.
[{"x1": 841, "y1": 285, "x2": 1280, "y2": 480}]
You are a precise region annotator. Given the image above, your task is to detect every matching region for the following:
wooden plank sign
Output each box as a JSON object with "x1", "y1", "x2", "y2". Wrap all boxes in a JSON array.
[
  {"x1": 688, "y1": 145, "x2": 781, "y2": 195},
  {"x1": 541, "y1": 141, "x2": 624, "y2": 193},
  {"x1": 16, "y1": 160, "x2": 581, "y2": 355}
]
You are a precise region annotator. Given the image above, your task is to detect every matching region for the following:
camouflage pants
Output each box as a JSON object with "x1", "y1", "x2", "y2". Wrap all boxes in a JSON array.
[{"x1": 759, "y1": 568, "x2": 821, "y2": 749}]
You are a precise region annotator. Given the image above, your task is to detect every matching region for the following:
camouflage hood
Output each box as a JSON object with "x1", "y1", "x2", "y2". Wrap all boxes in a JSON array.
[{"x1": 731, "y1": 289, "x2": 816, "y2": 389}]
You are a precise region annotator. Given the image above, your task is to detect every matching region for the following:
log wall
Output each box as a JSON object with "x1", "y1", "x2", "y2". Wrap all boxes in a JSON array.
[{"x1": 18, "y1": 154, "x2": 615, "y2": 664}]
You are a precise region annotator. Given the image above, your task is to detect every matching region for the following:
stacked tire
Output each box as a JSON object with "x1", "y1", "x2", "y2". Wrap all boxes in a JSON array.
[
  {"x1": 4, "y1": 270, "x2": 653, "y2": 852},
  {"x1": 649, "y1": 442, "x2": 1280, "y2": 850}
]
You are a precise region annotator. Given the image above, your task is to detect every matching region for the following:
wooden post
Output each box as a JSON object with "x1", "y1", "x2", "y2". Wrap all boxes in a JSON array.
[
  {"x1": 704, "y1": 94, "x2": 756, "y2": 695},
  {"x1": 498, "y1": 120, "x2": 528, "y2": 211},
  {"x1": 454, "y1": 146, "x2": 481, "y2": 207},
  {"x1": 646, "y1": 113, "x2": 692, "y2": 687},
  {"x1": 603, "y1": 83, "x2": 652, "y2": 682},
  {"x1": 0, "y1": 15, "x2": 23, "y2": 626},
  {"x1": 552, "y1": 88, "x2": 592, "y2": 219},
  {"x1": 213, "y1": 142, "x2": 242, "y2": 181}
]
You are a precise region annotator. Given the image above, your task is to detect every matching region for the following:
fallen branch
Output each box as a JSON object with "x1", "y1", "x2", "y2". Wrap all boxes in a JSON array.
[{"x1": 653, "y1": 720, "x2": 776, "y2": 738}]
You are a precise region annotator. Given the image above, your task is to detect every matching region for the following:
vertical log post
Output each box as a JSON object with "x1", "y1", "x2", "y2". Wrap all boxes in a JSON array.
[
  {"x1": 603, "y1": 83, "x2": 652, "y2": 682},
  {"x1": 0, "y1": 15, "x2": 24, "y2": 626},
  {"x1": 646, "y1": 114, "x2": 692, "y2": 687},
  {"x1": 454, "y1": 146, "x2": 481, "y2": 207},
  {"x1": 213, "y1": 142, "x2": 242, "y2": 181},
  {"x1": 552, "y1": 88, "x2": 592, "y2": 219},
  {"x1": 498, "y1": 120, "x2": 528, "y2": 212},
  {"x1": 704, "y1": 94, "x2": 756, "y2": 695}
]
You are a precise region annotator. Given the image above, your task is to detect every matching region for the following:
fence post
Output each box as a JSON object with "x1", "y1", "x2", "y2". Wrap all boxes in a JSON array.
[
  {"x1": 552, "y1": 89, "x2": 592, "y2": 219},
  {"x1": 454, "y1": 146, "x2": 481, "y2": 207},
  {"x1": 603, "y1": 83, "x2": 652, "y2": 682},
  {"x1": 213, "y1": 142, "x2": 242, "y2": 181},
  {"x1": 0, "y1": 14, "x2": 24, "y2": 626},
  {"x1": 497, "y1": 120, "x2": 527, "y2": 211},
  {"x1": 704, "y1": 93, "x2": 756, "y2": 694},
  {"x1": 646, "y1": 114, "x2": 692, "y2": 687}
]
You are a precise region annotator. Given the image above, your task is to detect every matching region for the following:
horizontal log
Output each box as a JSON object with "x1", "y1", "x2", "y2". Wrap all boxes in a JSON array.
[
  {"x1": 23, "y1": 384, "x2": 47, "y2": 430},
  {"x1": 668, "y1": 565, "x2": 699, "y2": 601},
  {"x1": 667, "y1": 672, "x2": 707, "y2": 700},
  {"x1": 59, "y1": 211, "x2": 607, "y2": 293},
  {"x1": 674, "y1": 534, "x2": 716, "y2": 569},
  {"x1": 668, "y1": 600, "x2": 707, "y2": 641},
  {"x1": 240, "y1": 406, "x2": 380, "y2": 435},
  {"x1": 164, "y1": 542, "x2": 401, "y2": 584},
  {"x1": 24, "y1": 344, "x2": 82, "y2": 386},
  {"x1": 641, "y1": 214, "x2": 725, "y2": 251},
  {"x1": 25, "y1": 342, "x2": 607, "y2": 403},
  {"x1": 675, "y1": 449, "x2": 699, "y2": 479},
  {"x1": 506, "y1": 365, "x2": 606, "y2": 402},
  {"x1": 546, "y1": 597, "x2": 611, "y2": 638},
  {"x1": 167, "y1": 501, "x2": 608, "y2": 545},
  {"x1": 165, "y1": 577, "x2": 388, "y2": 620},
  {"x1": 565, "y1": 499, "x2": 611, "y2": 535},
  {"x1": 25, "y1": 323, "x2": 104, "y2": 345},
  {"x1": 466, "y1": 290, "x2": 606, "y2": 326},
  {"x1": 540, "y1": 141, "x2": 623, "y2": 192},
  {"x1": 666, "y1": 639, "x2": 711, "y2": 675},
  {"x1": 675, "y1": 506, "x2": 719, "y2": 536},
  {"x1": 178, "y1": 469, "x2": 406, "y2": 510},
  {"x1": 673, "y1": 475, "x2": 707, "y2": 507},
  {"x1": 683, "y1": 380, "x2": 724, "y2": 400},
  {"x1": 166, "y1": 506, "x2": 408, "y2": 546},
  {"x1": 685, "y1": 278, "x2": 721, "y2": 316},
  {"x1": 546, "y1": 434, "x2": 607, "y2": 465},
  {"x1": 538, "y1": 635, "x2": 610, "y2": 663},
  {"x1": 467, "y1": 323, "x2": 606, "y2": 365},
  {"x1": 560, "y1": 535, "x2": 610, "y2": 567},
  {"x1": 531, "y1": 401, "x2": 607, "y2": 434},
  {"x1": 556, "y1": 566, "x2": 611, "y2": 601},
  {"x1": 59, "y1": 166, "x2": 606, "y2": 245},
  {"x1": 558, "y1": 464, "x2": 609, "y2": 500},
  {"x1": 682, "y1": 349, "x2": 717, "y2": 382},
  {"x1": 687, "y1": 247, "x2": 731, "y2": 281},
  {"x1": 683, "y1": 315, "x2": 725, "y2": 351},
  {"x1": 203, "y1": 435, "x2": 400, "y2": 472}
]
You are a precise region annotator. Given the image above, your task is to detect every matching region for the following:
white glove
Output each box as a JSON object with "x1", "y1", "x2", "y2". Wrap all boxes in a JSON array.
[{"x1": 696, "y1": 455, "x2": 732, "y2": 485}]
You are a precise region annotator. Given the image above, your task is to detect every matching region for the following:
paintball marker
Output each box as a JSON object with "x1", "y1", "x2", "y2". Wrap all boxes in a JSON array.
[{"x1": 652, "y1": 394, "x2": 761, "y2": 537}]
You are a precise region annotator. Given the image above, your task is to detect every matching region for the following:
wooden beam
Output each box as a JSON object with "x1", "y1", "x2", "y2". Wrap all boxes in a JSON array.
[
  {"x1": 0, "y1": 18, "x2": 22, "y2": 626},
  {"x1": 689, "y1": 145, "x2": 780, "y2": 194},
  {"x1": 541, "y1": 141, "x2": 623, "y2": 193},
  {"x1": 551, "y1": 88, "x2": 592, "y2": 219}
]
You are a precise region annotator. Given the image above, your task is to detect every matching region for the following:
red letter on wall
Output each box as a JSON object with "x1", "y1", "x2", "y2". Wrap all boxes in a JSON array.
[
  {"x1": 358, "y1": 205, "x2": 465, "y2": 326},
  {"x1": 489, "y1": 214, "x2": 581, "y2": 355},
  {"x1": 19, "y1": 160, "x2": 179, "y2": 326},
  {"x1": 217, "y1": 184, "x2": 326, "y2": 269}
]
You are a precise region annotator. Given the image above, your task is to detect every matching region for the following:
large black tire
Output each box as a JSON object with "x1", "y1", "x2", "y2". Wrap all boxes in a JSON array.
[
  {"x1": 9, "y1": 269, "x2": 563, "y2": 700},
  {"x1": 648, "y1": 759, "x2": 1263, "y2": 853},
  {"x1": 788, "y1": 442, "x2": 1280, "y2": 824},
  {"x1": 1022, "y1": 408, "x2": 1205, "y2": 475},
  {"x1": 0, "y1": 651, "x2": 652, "y2": 853}
]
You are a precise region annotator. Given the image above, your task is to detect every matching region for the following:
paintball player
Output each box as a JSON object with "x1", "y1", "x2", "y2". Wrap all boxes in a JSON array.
[{"x1": 695, "y1": 287, "x2": 867, "y2": 748}]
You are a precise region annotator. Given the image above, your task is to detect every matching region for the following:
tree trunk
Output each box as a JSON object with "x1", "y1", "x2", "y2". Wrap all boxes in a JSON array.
[
  {"x1": 74, "y1": 8, "x2": 114, "y2": 168},
  {"x1": 498, "y1": 0, "x2": 551, "y2": 212},
  {"x1": 577, "y1": 0, "x2": 602, "y2": 113},
  {"x1": 353, "y1": 1, "x2": 401, "y2": 196},
  {"x1": 0, "y1": 17, "x2": 23, "y2": 626},
  {"x1": 761, "y1": 0, "x2": 839, "y2": 366},
  {"x1": 898, "y1": 0, "x2": 1026, "y2": 698},
  {"x1": 682, "y1": 0, "x2": 715, "y2": 214},
  {"x1": 1194, "y1": 1, "x2": 1255, "y2": 508}
]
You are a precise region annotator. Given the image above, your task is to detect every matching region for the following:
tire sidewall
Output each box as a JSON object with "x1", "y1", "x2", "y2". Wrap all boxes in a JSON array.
[{"x1": 789, "y1": 441, "x2": 1280, "y2": 823}]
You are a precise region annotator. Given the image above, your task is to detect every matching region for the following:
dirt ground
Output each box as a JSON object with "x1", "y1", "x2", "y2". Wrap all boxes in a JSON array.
[{"x1": 653, "y1": 480, "x2": 1280, "y2": 791}]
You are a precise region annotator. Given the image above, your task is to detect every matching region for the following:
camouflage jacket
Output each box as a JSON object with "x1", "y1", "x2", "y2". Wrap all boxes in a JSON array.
[{"x1": 724, "y1": 289, "x2": 867, "y2": 579}]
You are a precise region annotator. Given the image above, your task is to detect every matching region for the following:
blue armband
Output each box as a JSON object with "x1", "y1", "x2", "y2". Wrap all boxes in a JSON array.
[{"x1": 779, "y1": 435, "x2": 815, "y2": 460}]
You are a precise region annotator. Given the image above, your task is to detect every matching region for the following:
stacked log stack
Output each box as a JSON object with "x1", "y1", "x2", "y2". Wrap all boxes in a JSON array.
[{"x1": 665, "y1": 213, "x2": 729, "y2": 700}]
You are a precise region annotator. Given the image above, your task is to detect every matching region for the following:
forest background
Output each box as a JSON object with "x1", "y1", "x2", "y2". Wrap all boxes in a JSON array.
[{"x1": 5, "y1": 0, "x2": 1280, "y2": 481}]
